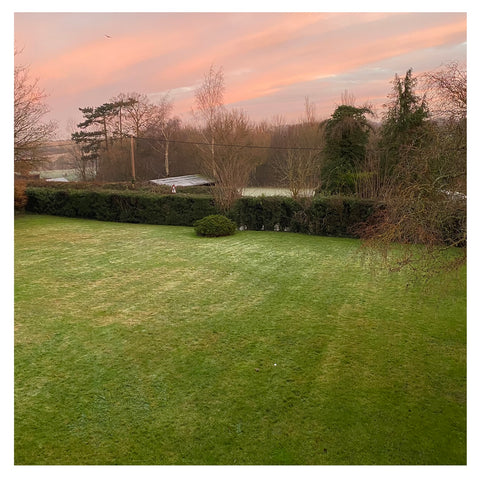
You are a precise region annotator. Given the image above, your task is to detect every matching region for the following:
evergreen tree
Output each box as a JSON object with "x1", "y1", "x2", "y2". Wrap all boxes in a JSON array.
[
  {"x1": 379, "y1": 68, "x2": 429, "y2": 177},
  {"x1": 71, "y1": 101, "x2": 132, "y2": 176},
  {"x1": 322, "y1": 105, "x2": 372, "y2": 195}
]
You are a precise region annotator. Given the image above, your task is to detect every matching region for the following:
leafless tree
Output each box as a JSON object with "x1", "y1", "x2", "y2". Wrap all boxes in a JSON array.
[
  {"x1": 422, "y1": 61, "x2": 466, "y2": 121},
  {"x1": 193, "y1": 64, "x2": 226, "y2": 177},
  {"x1": 146, "y1": 95, "x2": 178, "y2": 176},
  {"x1": 273, "y1": 98, "x2": 324, "y2": 198},
  {"x1": 198, "y1": 109, "x2": 258, "y2": 210},
  {"x1": 112, "y1": 92, "x2": 156, "y2": 138},
  {"x1": 14, "y1": 49, "x2": 57, "y2": 173},
  {"x1": 193, "y1": 64, "x2": 261, "y2": 209},
  {"x1": 340, "y1": 89, "x2": 356, "y2": 107}
]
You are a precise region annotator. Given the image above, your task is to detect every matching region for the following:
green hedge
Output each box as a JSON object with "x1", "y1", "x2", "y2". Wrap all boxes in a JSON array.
[
  {"x1": 25, "y1": 187, "x2": 219, "y2": 226},
  {"x1": 25, "y1": 187, "x2": 379, "y2": 238},
  {"x1": 230, "y1": 196, "x2": 377, "y2": 238}
]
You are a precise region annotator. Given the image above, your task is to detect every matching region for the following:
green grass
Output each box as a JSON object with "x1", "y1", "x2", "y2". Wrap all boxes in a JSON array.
[{"x1": 14, "y1": 214, "x2": 466, "y2": 465}]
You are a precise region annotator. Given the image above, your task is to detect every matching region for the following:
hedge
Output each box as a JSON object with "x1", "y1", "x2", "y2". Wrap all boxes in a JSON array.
[
  {"x1": 24, "y1": 186, "x2": 466, "y2": 246},
  {"x1": 25, "y1": 187, "x2": 219, "y2": 226},
  {"x1": 229, "y1": 196, "x2": 378, "y2": 238},
  {"x1": 25, "y1": 187, "x2": 378, "y2": 239}
]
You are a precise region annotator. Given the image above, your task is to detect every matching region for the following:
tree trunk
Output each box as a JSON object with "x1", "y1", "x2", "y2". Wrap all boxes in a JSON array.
[{"x1": 165, "y1": 140, "x2": 170, "y2": 176}]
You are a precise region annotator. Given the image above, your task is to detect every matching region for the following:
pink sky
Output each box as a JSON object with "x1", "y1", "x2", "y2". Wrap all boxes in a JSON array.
[{"x1": 14, "y1": 11, "x2": 466, "y2": 138}]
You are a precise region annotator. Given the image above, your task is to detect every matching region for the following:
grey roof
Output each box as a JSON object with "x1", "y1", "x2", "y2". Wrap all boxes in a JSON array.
[{"x1": 150, "y1": 174, "x2": 214, "y2": 187}]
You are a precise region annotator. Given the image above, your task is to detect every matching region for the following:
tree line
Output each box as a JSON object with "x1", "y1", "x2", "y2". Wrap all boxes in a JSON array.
[{"x1": 14, "y1": 56, "x2": 466, "y2": 271}]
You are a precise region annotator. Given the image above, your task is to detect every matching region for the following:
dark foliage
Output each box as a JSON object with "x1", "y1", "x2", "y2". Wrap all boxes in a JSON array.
[
  {"x1": 194, "y1": 214, "x2": 237, "y2": 237},
  {"x1": 26, "y1": 186, "x2": 463, "y2": 245},
  {"x1": 25, "y1": 187, "x2": 219, "y2": 226},
  {"x1": 230, "y1": 195, "x2": 378, "y2": 238}
]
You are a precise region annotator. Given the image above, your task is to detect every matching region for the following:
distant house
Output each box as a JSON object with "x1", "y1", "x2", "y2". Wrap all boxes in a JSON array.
[{"x1": 150, "y1": 174, "x2": 214, "y2": 187}]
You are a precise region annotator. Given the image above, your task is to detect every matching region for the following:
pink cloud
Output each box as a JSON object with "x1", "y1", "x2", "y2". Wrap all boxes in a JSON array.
[{"x1": 14, "y1": 12, "x2": 466, "y2": 131}]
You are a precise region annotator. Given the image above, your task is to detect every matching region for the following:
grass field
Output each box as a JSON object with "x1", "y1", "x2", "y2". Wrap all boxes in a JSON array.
[
  {"x1": 241, "y1": 187, "x2": 314, "y2": 197},
  {"x1": 14, "y1": 214, "x2": 466, "y2": 465}
]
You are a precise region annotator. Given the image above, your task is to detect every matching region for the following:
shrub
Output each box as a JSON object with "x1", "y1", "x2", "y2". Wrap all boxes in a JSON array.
[
  {"x1": 194, "y1": 214, "x2": 237, "y2": 237},
  {"x1": 25, "y1": 187, "x2": 219, "y2": 226},
  {"x1": 229, "y1": 195, "x2": 378, "y2": 238}
]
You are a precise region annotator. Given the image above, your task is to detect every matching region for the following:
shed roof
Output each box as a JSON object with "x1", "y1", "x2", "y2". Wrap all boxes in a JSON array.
[{"x1": 150, "y1": 174, "x2": 214, "y2": 187}]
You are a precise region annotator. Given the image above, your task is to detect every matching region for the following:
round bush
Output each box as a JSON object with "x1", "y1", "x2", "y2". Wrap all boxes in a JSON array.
[{"x1": 194, "y1": 214, "x2": 236, "y2": 237}]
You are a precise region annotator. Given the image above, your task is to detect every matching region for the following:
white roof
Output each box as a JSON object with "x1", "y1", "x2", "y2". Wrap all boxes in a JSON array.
[{"x1": 150, "y1": 174, "x2": 214, "y2": 187}]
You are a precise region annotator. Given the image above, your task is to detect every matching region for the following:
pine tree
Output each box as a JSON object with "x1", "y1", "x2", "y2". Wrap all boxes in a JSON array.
[{"x1": 379, "y1": 69, "x2": 429, "y2": 177}]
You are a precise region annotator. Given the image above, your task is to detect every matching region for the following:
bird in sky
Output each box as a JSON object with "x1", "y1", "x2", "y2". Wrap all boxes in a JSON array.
[{"x1": 104, "y1": 34, "x2": 111, "y2": 38}]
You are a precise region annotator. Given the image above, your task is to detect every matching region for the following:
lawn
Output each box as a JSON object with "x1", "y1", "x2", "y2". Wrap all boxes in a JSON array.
[{"x1": 14, "y1": 214, "x2": 466, "y2": 465}]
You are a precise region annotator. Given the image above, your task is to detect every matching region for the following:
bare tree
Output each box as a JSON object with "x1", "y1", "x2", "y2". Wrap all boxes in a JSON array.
[
  {"x1": 422, "y1": 61, "x2": 466, "y2": 121},
  {"x1": 193, "y1": 64, "x2": 260, "y2": 209},
  {"x1": 198, "y1": 109, "x2": 258, "y2": 210},
  {"x1": 273, "y1": 98, "x2": 324, "y2": 198},
  {"x1": 193, "y1": 64, "x2": 225, "y2": 177},
  {"x1": 147, "y1": 95, "x2": 178, "y2": 176},
  {"x1": 69, "y1": 141, "x2": 96, "y2": 181},
  {"x1": 340, "y1": 89, "x2": 356, "y2": 107},
  {"x1": 112, "y1": 92, "x2": 156, "y2": 138},
  {"x1": 14, "y1": 50, "x2": 57, "y2": 173}
]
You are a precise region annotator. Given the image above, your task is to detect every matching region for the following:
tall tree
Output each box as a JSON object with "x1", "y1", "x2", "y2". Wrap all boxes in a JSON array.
[
  {"x1": 200, "y1": 109, "x2": 258, "y2": 210},
  {"x1": 75, "y1": 102, "x2": 121, "y2": 151},
  {"x1": 193, "y1": 64, "x2": 225, "y2": 177},
  {"x1": 112, "y1": 92, "x2": 157, "y2": 138},
  {"x1": 322, "y1": 104, "x2": 373, "y2": 195},
  {"x1": 72, "y1": 101, "x2": 128, "y2": 178},
  {"x1": 14, "y1": 50, "x2": 57, "y2": 173},
  {"x1": 379, "y1": 68, "x2": 429, "y2": 178},
  {"x1": 359, "y1": 67, "x2": 466, "y2": 277},
  {"x1": 146, "y1": 95, "x2": 177, "y2": 176}
]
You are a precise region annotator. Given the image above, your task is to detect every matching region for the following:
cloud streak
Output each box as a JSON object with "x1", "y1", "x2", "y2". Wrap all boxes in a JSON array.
[{"x1": 14, "y1": 12, "x2": 466, "y2": 134}]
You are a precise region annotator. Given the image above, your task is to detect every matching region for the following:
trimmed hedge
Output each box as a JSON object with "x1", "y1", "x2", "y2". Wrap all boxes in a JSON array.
[
  {"x1": 25, "y1": 187, "x2": 219, "y2": 226},
  {"x1": 24, "y1": 186, "x2": 465, "y2": 244},
  {"x1": 230, "y1": 196, "x2": 378, "y2": 238},
  {"x1": 25, "y1": 186, "x2": 378, "y2": 239}
]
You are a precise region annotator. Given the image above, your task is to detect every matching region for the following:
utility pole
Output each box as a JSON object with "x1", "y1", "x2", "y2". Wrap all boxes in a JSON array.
[{"x1": 130, "y1": 135, "x2": 136, "y2": 183}]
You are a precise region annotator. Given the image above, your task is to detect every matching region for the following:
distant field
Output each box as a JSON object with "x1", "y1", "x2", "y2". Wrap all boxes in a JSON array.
[
  {"x1": 33, "y1": 169, "x2": 79, "y2": 181},
  {"x1": 14, "y1": 215, "x2": 466, "y2": 465},
  {"x1": 242, "y1": 187, "x2": 315, "y2": 197}
]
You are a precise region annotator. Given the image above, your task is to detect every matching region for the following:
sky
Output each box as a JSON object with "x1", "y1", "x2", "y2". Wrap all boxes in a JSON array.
[{"x1": 13, "y1": 8, "x2": 467, "y2": 138}]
